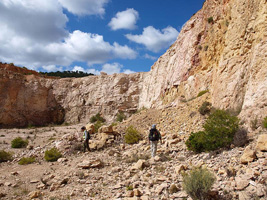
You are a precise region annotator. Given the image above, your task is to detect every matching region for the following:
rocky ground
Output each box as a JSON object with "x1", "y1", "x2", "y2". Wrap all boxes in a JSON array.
[{"x1": 0, "y1": 95, "x2": 267, "y2": 200}]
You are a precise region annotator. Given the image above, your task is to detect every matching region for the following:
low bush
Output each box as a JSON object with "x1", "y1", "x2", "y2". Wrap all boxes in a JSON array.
[
  {"x1": 18, "y1": 157, "x2": 35, "y2": 165},
  {"x1": 44, "y1": 148, "x2": 62, "y2": 162},
  {"x1": 116, "y1": 112, "x2": 126, "y2": 122},
  {"x1": 94, "y1": 120, "x2": 104, "y2": 133},
  {"x1": 90, "y1": 113, "x2": 106, "y2": 123},
  {"x1": 186, "y1": 131, "x2": 207, "y2": 153},
  {"x1": 198, "y1": 101, "x2": 212, "y2": 115},
  {"x1": 182, "y1": 167, "x2": 216, "y2": 200},
  {"x1": 0, "y1": 150, "x2": 13, "y2": 162},
  {"x1": 262, "y1": 117, "x2": 267, "y2": 129},
  {"x1": 186, "y1": 109, "x2": 239, "y2": 152},
  {"x1": 208, "y1": 17, "x2": 214, "y2": 23},
  {"x1": 11, "y1": 137, "x2": 28, "y2": 148},
  {"x1": 124, "y1": 126, "x2": 142, "y2": 144}
]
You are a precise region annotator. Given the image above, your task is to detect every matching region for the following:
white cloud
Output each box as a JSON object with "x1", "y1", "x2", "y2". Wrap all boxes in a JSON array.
[
  {"x1": 0, "y1": 0, "x2": 68, "y2": 43},
  {"x1": 72, "y1": 66, "x2": 85, "y2": 72},
  {"x1": 101, "y1": 63, "x2": 122, "y2": 74},
  {"x1": 72, "y1": 66, "x2": 100, "y2": 75},
  {"x1": 108, "y1": 8, "x2": 139, "y2": 30},
  {"x1": 101, "y1": 63, "x2": 136, "y2": 75},
  {"x1": 71, "y1": 63, "x2": 136, "y2": 75},
  {"x1": 58, "y1": 0, "x2": 109, "y2": 16},
  {"x1": 0, "y1": 1, "x2": 137, "y2": 71},
  {"x1": 42, "y1": 65, "x2": 63, "y2": 71},
  {"x1": 123, "y1": 69, "x2": 136, "y2": 74},
  {"x1": 48, "y1": 30, "x2": 137, "y2": 65},
  {"x1": 144, "y1": 53, "x2": 157, "y2": 60},
  {"x1": 126, "y1": 26, "x2": 179, "y2": 52}
]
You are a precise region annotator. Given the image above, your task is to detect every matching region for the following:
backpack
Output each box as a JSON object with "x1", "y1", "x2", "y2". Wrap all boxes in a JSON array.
[
  {"x1": 83, "y1": 130, "x2": 90, "y2": 140},
  {"x1": 149, "y1": 129, "x2": 159, "y2": 141}
]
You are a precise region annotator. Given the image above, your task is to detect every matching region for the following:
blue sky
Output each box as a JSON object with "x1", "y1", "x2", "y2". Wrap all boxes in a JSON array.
[{"x1": 0, "y1": 0, "x2": 205, "y2": 74}]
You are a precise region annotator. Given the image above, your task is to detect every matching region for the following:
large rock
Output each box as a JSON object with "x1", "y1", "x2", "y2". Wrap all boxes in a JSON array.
[
  {"x1": 131, "y1": 160, "x2": 149, "y2": 170},
  {"x1": 98, "y1": 125, "x2": 113, "y2": 133},
  {"x1": 77, "y1": 159, "x2": 104, "y2": 169},
  {"x1": 240, "y1": 146, "x2": 256, "y2": 164},
  {"x1": 85, "y1": 123, "x2": 95, "y2": 134},
  {"x1": 255, "y1": 134, "x2": 267, "y2": 152}
]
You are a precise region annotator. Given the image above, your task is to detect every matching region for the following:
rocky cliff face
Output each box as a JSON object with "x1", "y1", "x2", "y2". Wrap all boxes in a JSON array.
[
  {"x1": 40, "y1": 72, "x2": 144, "y2": 124},
  {"x1": 0, "y1": 0, "x2": 266, "y2": 127},
  {"x1": 140, "y1": 0, "x2": 267, "y2": 123},
  {"x1": 0, "y1": 66, "x2": 64, "y2": 128}
]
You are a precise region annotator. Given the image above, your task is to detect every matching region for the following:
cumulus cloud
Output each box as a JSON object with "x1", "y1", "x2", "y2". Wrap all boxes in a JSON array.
[
  {"x1": 48, "y1": 30, "x2": 137, "y2": 65},
  {"x1": 43, "y1": 65, "x2": 63, "y2": 71},
  {"x1": 101, "y1": 63, "x2": 136, "y2": 74},
  {"x1": 58, "y1": 0, "x2": 109, "y2": 16},
  {"x1": 108, "y1": 8, "x2": 139, "y2": 30},
  {"x1": 126, "y1": 26, "x2": 179, "y2": 52},
  {"x1": 144, "y1": 54, "x2": 157, "y2": 60},
  {"x1": 72, "y1": 63, "x2": 135, "y2": 75},
  {"x1": 0, "y1": 1, "x2": 136, "y2": 71}
]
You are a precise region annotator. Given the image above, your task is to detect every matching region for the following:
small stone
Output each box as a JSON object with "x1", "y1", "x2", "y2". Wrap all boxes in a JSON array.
[
  {"x1": 240, "y1": 146, "x2": 256, "y2": 164},
  {"x1": 28, "y1": 190, "x2": 41, "y2": 199},
  {"x1": 133, "y1": 189, "x2": 142, "y2": 197},
  {"x1": 126, "y1": 190, "x2": 134, "y2": 197},
  {"x1": 235, "y1": 177, "x2": 249, "y2": 190},
  {"x1": 255, "y1": 134, "x2": 267, "y2": 151}
]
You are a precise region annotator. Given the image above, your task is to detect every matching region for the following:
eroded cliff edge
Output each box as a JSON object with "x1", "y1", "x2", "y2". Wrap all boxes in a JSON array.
[
  {"x1": 140, "y1": 0, "x2": 267, "y2": 122},
  {"x1": 0, "y1": 0, "x2": 266, "y2": 127}
]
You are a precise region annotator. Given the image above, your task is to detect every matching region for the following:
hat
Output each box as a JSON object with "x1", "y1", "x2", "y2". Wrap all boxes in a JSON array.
[
  {"x1": 152, "y1": 124, "x2": 156, "y2": 129},
  {"x1": 81, "y1": 126, "x2": 86, "y2": 130}
]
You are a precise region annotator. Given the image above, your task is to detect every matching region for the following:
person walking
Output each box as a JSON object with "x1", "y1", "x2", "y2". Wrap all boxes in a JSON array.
[
  {"x1": 81, "y1": 126, "x2": 90, "y2": 152},
  {"x1": 148, "y1": 124, "x2": 162, "y2": 157}
]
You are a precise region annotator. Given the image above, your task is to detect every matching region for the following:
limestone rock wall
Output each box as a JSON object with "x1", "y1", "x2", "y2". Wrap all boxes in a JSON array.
[
  {"x1": 0, "y1": 69, "x2": 64, "y2": 128},
  {"x1": 139, "y1": 0, "x2": 267, "y2": 122},
  {"x1": 40, "y1": 72, "x2": 144, "y2": 124}
]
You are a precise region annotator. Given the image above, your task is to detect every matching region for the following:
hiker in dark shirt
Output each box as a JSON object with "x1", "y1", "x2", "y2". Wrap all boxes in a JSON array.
[
  {"x1": 148, "y1": 124, "x2": 162, "y2": 157},
  {"x1": 81, "y1": 126, "x2": 90, "y2": 152}
]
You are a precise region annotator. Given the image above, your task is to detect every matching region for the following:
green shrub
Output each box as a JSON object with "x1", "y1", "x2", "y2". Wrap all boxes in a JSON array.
[
  {"x1": 11, "y1": 137, "x2": 28, "y2": 148},
  {"x1": 124, "y1": 126, "x2": 142, "y2": 144},
  {"x1": 263, "y1": 117, "x2": 267, "y2": 128},
  {"x1": 0, "y1": 150, "x2": 13, "y2": 162},
  {"x1": 182, "y1": 167, "x2": 216, "y2": 200},
  {"x1": 90, "y1": 113, "x2": 106, "y2": 123},
  {"x1": 198, "y1": 101, "x2": 212, "y2": 115},
  {"x1": 186, "y1": 131, "x2": 207, "y2": 153},
  {"x1": 116, "y1": 112, "x2": 126, "y2": 122},
  {"x1": 208, "y1": 17, "x2": 214, "y2": 23},
  {"x1": 94, "y1": 120, "x2": 104, "y2": 133},
  {"x1": 18, "y1": 157, "x2": 35, "y2": 165},
  {"x1": 197, "y1": 90, "x2": 209, "y2": 97},
  {"x1": 186, "y1": 109, "x2": 239, "y2": 152},
  {"x1": 44, "y1": 148, "x2": 62, "y2": 162}
]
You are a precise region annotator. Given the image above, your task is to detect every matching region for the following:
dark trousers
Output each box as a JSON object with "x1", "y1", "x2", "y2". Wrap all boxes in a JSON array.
[{"x1": 83, "y1": 139, "x2": 90, "y2": 152}]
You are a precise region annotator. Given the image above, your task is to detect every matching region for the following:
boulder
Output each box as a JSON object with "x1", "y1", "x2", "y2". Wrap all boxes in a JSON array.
[
  {"x1": 78, "y1": 159, "x2": 104, "y2": 169},
  {"x1": 28, "y1": 190, "x2": 41, "y2": 199},
  {"x1": 86, "y1": 123, "x2": 95, "y2": 134},
  {"x1": 98, "y1": 125, "x2": 113, "y2": 133},
  {"x1": 255, "y1": 134, "x2": 267, "y2": 152},
  {"x1": 235, "y1": 177, "x2": 249, "y2": 190},
  {"x1": 131, "y1": 160, "x2": 149, "y2": 170},
  {"x1": 240, "y1": 146, "x2": 256, "y2": 164}
]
